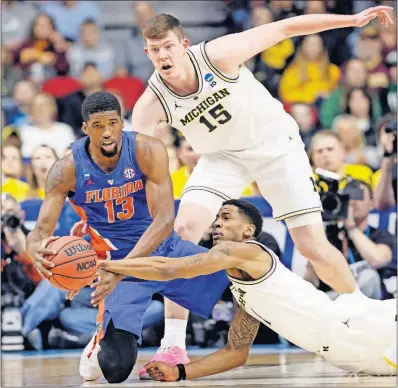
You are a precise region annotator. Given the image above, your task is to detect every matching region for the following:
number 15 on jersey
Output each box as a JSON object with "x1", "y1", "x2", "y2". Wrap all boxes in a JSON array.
[{"x1": 199, "y1": 103, "x2": 232, "y2": 132}]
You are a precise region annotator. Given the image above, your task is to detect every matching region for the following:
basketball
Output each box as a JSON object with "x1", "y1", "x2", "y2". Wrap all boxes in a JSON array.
[{"x1": 45, "y1": 236, "x2": 98, "y2": 291}]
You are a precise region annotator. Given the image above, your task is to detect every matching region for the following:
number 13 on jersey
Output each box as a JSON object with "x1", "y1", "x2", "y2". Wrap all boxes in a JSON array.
[{"x1": 104, "y1": 197, "x2": 135, "y2": 223}]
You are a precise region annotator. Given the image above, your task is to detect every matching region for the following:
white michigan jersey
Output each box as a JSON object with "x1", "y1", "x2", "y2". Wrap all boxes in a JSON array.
[
  {"x1": 148, "y1": 42, "x2": 287, "y2": 154},
  {"x1": 229, "y1": 241, "x2": 396, "y2": 375}
]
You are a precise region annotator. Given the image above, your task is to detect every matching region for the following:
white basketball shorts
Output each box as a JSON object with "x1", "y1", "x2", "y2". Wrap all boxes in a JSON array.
[{"x1": 181, "y1": 113, "x2": 322, "y2": 223}]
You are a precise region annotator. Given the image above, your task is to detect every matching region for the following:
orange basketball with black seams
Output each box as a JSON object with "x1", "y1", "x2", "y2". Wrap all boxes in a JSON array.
[{"x1": 46, "y1": 236, "x2": 98, "y2": 291}]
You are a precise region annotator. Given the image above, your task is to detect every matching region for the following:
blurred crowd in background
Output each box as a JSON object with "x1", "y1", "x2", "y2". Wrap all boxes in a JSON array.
[{"x1": 1, "y1": 0, "x2": 397, "y2": 352}]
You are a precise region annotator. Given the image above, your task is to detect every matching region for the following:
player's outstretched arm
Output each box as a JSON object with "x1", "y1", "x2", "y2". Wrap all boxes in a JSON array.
[
  {"x1": 206, "y1": 6, "x2": 393, "y2": 73},
  {"x1": 144, "y1": 302, "x2": 260, "y2": 381},
  {"x1": 99, "y1": 241, "x2": 243, "y2": 281},
  {"x1": 26, "y1": 154, "x2": 76, "y2": 277}
]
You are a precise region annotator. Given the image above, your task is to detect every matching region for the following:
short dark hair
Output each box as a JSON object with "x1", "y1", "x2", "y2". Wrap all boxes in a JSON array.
[
  {"x1": 222, "y1": 199, "x2": 263, "y2": 238},
  {"x1": 142, "y1": 14, "x2": 183, "y2": 42},
  {"x1": 82, "y1": 91, "x2": 121, "y2": 122}
]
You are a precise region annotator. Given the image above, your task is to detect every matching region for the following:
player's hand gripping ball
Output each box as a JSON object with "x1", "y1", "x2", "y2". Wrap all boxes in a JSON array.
[{"x1": 45, "y1": 236, "x2": 98, "y2": 291}]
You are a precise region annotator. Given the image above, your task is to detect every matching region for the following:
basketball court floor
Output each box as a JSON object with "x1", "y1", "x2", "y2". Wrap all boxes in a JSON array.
[{"x1": 2, "y1": 346, "x2": 396, "y2": 387}]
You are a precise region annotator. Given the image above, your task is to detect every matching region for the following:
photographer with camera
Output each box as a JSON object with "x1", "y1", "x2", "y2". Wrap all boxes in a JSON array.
[
  {"x1": 1, "y1": 193, "x2": 40, "y2": 351},
  {"x1": 309, "y1": 130, "x2": 374, "y2": 187},
  {"x1": 1, "y1": 193, "x2": 40, "y2": 301},
  {"x1": 373, "y1": 119, "x2": 397, "y2": 211},
  {"x1": 305, "y1": 180, "x2": 395, "y2": 300}
]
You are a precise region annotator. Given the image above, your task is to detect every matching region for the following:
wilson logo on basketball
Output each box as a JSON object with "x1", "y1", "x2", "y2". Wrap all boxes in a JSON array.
[
  {"x1": 64, "y1": 243, "x2": 92, "y2": 257},
  {"x1": 76, "y1": 259, "x2": 96, "y2": 271}
]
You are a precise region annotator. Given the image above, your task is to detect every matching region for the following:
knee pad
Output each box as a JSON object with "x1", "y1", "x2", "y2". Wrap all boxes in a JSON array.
[{"x1": 98, "y1": 320, "x2": 138, "y2": 383}]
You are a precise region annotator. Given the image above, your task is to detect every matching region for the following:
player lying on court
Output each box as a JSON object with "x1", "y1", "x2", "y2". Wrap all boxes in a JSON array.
[{"x1": 99, "y1": 200, "x2": 397, "y2": 381}]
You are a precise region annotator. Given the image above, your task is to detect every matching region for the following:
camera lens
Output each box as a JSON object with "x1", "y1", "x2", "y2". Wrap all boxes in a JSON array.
[
  {"x1": 321, "y1": 193, "x2": 341, "y2": 215},
  {"x1": 6, "y1": 215, "x2": 21, "y2": 229},
  {"x1": 2, "y1": 213, "x2": 21, "y2": 230}
]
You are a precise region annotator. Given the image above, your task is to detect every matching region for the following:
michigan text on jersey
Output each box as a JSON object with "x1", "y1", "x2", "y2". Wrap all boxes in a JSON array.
[{"x1": 180, "y1": 88, "x2": 230, "y2": 126}]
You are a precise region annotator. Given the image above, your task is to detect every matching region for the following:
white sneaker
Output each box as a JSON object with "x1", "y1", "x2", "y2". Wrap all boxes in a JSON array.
[
  {"x1": 384, "y1": 342, "x2": 397, "y2": 369},
  {"x1": 79, "y1": 334, "x2": 103, "y2": 381}
]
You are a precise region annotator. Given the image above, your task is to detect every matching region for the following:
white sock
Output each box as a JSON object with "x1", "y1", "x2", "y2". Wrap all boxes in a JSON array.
[{"x1": 160, "y1": 319, "x2": 187, "y2": 350}]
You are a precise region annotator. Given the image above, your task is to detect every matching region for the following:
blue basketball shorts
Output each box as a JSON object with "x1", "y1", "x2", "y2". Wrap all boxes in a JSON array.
[{"x1": 97, "y1": 233, "x2": 229, "y2": 344}]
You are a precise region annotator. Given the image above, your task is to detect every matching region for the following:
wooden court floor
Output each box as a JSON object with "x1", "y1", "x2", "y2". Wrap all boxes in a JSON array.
[{"x1": 2, "y1": 348, "x2": 397, "y2": 387}]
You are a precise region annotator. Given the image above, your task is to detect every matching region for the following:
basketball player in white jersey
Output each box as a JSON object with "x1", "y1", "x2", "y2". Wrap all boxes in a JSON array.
[
  {"x1": 98, "y1": 199, "x2": 397, "y2": 381},
  {"x1": 84, "y1": 5, "x2": 394, "y2": 375}
]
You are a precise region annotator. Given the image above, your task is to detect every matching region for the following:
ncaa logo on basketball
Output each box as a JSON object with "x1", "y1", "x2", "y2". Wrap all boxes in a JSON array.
[
  {"x1": 123, "y1": 168, "x2": 135, "y2": 179},
  {"x1": 204, "y1": 73, "x2": 214, "y2": 83},
  {"x1": 76, "y1": 259, "x2": 96, "y2": 271}
]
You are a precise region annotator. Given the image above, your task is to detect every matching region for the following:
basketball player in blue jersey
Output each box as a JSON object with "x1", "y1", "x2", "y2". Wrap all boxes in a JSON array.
[
  {"x1": 26, "y1": 91, "x2": 229, "y2": 384},
  {"x1": 125, "y1": 6, "x2": 394, "y2": 372}
]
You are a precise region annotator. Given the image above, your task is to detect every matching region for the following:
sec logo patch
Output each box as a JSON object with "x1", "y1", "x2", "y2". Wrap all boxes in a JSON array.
[{"x1": 123, "y1": 168, "x2": 136, "y2": 179}]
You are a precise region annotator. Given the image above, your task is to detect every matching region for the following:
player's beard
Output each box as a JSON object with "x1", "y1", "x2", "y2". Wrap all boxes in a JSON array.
[{"x1": 100, "y1": 143, "x2": 118, "y2": 157}]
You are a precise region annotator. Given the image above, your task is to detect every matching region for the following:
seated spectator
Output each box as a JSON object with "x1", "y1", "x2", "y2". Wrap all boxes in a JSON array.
[
  {"x1": 319, "y1": 59, "x2": 383, "y2": 129},
  {"x1": 247, "y1": 6, "x2": 294, "y2": 97},
  {"x1": 309, "y1": 130, "x2": 374, "y2": 186},
  {"x1": 344, "y1": 87, "x2": 382, "y2": 147},
  {"x1": 303, "y1": 0, "x2": 352, "y2": 66},
  {"x1": 1, "y1": 144, "x2": 29, "y2": 202},
  {"x1": 128, "y1": 1, "x2": 155, "y2": 81},
  {"x1": 67, "y1": 19, "x2": 115, "y2": 79},
  {"x1": 2, "y1": 123, "x2": 22, "y2": 149},
  {"x1": 1, "y1": 193, "x2": 39, "y2": 312},
  {"x1": 305, "y1": 180, "x2": 395, "y2": 300},
  {"x1": 380, "y1": 51, "x2": 397, "y2": 115},
  {"x1": 4, "y1": 80, "x2": 37, "y2": 128},
  {"x1": 109, "y1": 90, "x2": 133, "y2": 131},
  {"x1": 1, "y1": 0, "x2": 38, "y2": 51},
  {"x1": 2, "y1": 45, "x2": 23, "y2": 99},
  {"x1": 13, "y1": 13, "x2": 69, "y2": 83},
  {"x1": 332, "y1": 114, "x2": 381, "y2": 170},
  {"x1": 26, "y1": 145, "x2": 58, "y2": 199},
  {"x1": 20, "y1": 280, "x2": 96, "y2": 350},
  {"x1": 279, "y1": 34, "x2": 340, "y2": 104},
  {"x1": 289, "y1": 103, "x2": 319, "y2": 150},
  {"x1": 356, "y1": 26, "x2": 389, "y2": 91},
  {"x1": 268, "y1": 0, "x2": 301, "y2": 21},
  {"x1": 20, "y1": 93, "x2": 75, "y2": 158},
  {"x1": 2, "y1": 143, "x2": 24, "y2": 180},
  {"x1": 41, "y1": 0, "x2": 101, "y2": 43},
  {"x1": 58, "y1": 63, "x2": 103, "y2": 137},
  {"x1": 171, "y1": 136, "x2": 201, "y2": 199},
  {"x1": 20, "y1": 278, "x2": 164, "y2": 350},
  {"x1": 372, "y1": 115, "x2": 397, "y2": 203},
  {"x1": 171, "y1": 136, "x2": 260, "y2": 198},
  {"x1": 378, "y1": 13, "x2": 397, "y2": 59}
]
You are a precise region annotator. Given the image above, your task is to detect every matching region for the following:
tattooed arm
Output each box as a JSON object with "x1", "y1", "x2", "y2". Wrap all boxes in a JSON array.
[
  {"x1": 99, "y1": 241, "x2": 249, "y2": 280},
  {"x1": 145, "y1": 301, "x2": 260, "y2": 381},
  {"x1": 26, "y1": 153, "x2": 76, "y2": 277}
]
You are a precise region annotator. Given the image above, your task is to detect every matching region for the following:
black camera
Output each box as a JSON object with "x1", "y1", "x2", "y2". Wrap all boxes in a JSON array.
[
  {"x1": 315, "y1": 169, "x2": 365, "y2": 251},
  {"x1": 315, "y1": 169, "x2": 364, "y2": 222},
  {"x1": 384, "y1": 120, "x2": 397, "y2": 156},
  {"x1": 1, "y1": 211, "x2": 21, "y2": 230}
]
